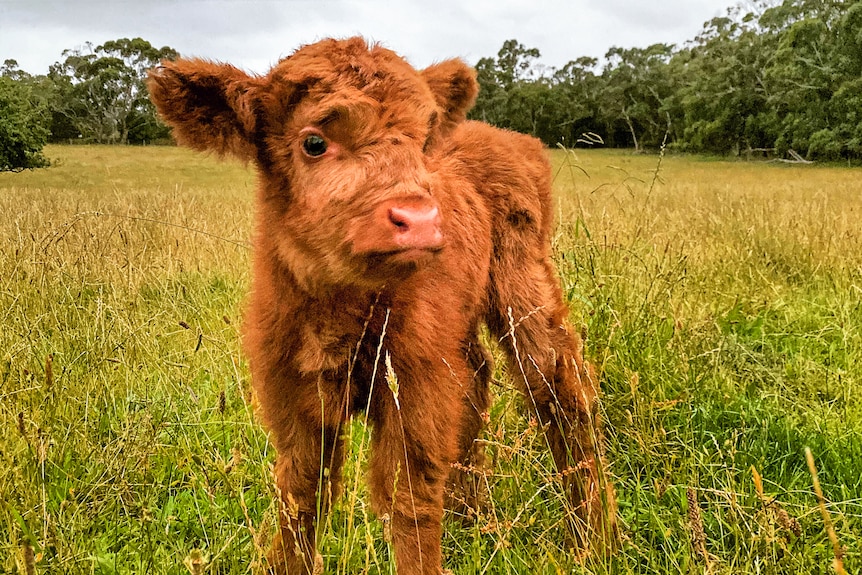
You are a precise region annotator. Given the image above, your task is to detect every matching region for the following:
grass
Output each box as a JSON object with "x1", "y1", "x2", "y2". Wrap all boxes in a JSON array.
[{"x1": 1, "y1": 144, "x2": 860, "y2": 574}]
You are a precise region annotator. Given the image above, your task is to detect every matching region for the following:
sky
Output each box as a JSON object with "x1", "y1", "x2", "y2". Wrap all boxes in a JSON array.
[{"x1": 1, "y1": 0, "x2": 735, "y2": 76}]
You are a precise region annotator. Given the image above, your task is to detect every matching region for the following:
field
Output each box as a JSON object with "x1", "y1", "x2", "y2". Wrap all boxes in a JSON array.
[{"x1": 2, "y1": 144, "x2": 860, "y2": 574}]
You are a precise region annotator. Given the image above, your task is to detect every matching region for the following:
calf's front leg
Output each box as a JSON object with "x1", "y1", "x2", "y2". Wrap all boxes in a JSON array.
[
  {"x1": 253, "y1": 366, "x2": 349, "y2": 575},
  {"x1": 368, "y1": 353, "x2": 465, "y2": 575}
]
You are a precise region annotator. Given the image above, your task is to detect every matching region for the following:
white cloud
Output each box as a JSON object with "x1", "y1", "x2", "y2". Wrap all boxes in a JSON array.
[{"x1": 0, "y1": 0, "x2": 732, "y2": 75}]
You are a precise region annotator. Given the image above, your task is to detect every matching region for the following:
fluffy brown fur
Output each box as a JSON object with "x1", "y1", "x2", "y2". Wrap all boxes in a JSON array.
[{"x1": 149, "y1": 37, "x2": 617, "y2": 574}]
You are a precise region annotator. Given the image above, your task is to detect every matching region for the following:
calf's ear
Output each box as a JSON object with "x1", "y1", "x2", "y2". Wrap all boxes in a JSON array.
[
  {"x1": 421, "y1": 59, "x2": 479, "y2": 128},
  {"x1": 148, "y1": 59, "x2": 262, "y2": 160}
]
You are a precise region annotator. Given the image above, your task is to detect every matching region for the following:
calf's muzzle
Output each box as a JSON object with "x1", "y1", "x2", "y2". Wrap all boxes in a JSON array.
[{"x1": 350, "y1": 196, "x2": 444, "y2": 257}]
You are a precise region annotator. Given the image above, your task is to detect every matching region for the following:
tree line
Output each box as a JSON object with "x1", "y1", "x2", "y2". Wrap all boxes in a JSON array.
[
  {"x1": 1, "y1": 38, "x2": 176, "y2": 170},
  {"x1": 471, "y1": 0, "x2": 862, "y2": 161},
  {"x1": 2, "y1": 0, "x2": 861, "y2": 171}
]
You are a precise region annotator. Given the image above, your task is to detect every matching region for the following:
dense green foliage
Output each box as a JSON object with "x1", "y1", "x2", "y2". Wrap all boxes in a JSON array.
[
  {"x1": 470, "y1": 0, "x2": 862, "y2": 160},
  {"x1": 2, "y1": 38, "x2": 177, "y2": 148},
  {"x1": 0, "y1": 68, "x2": 50, "y2": 171}
]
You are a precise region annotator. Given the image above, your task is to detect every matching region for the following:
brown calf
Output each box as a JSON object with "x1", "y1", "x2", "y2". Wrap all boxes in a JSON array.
[{"x1": 149, "y1": 37, "x2": 616, "y2": 574}]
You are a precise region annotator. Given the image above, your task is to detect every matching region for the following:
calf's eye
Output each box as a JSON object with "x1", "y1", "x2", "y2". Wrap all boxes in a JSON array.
[{"x1": 302, "y1": 134, "x2": 328, "y2": 157}]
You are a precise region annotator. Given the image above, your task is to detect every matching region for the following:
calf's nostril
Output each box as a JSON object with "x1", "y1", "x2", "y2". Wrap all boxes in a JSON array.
[{"x1": 388, "y1": 208, "x2": 412, "y2": 231}]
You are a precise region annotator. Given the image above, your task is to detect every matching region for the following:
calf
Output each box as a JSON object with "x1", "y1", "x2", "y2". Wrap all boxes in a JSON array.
[{"x1": 149, "y1": 37, "x2": 616, "y2": 574}]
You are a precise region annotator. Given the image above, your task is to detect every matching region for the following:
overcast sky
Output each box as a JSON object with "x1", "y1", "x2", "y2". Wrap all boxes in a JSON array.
[{"x1": 2, "y1": 0, "x2": 735, "y2": 76}]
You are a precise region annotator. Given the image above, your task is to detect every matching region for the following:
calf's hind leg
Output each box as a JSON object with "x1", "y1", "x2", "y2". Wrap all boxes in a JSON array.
[{"x1": 488, "y1": 259, "x2": 618, "y2": 552}]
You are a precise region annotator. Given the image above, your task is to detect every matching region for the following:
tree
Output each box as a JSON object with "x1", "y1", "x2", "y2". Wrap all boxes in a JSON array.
[
  {"x1": 471, "y1": 40, "x2": 544, "y2": 128},
  {"x1": 494, "y1": 39, "x2": 542, "y2": 87},
  {"x1": 0, "y1": 74, "x2": 50, "y2": 171},
  {"x1": 471, "y1": 56, "x2": 509, "y2": 126},
  {"x1": 470, "y1": 40, "x2": 592, "y2": 146},
  {"x1": 600, "y1": 44, "x2": 676, "y2": 151},
  {"x1": 551, "y1": 57, "x2": 604, "y2": 147},
  {"x1": 674, "y1": 11, "x2": 776, "y2": 155},
  {"x1": 50, "y1": 38, "x2": 178, "y2": 144},
  {"x1": 1, "y1": 59, "x2": 29, "y2": 81},
  {"x1": 758, "y1": 0, "x2": 862, "y2": 159},
  {"x1": 828, "y1": 3, "x2": 862, "y2": 157}
]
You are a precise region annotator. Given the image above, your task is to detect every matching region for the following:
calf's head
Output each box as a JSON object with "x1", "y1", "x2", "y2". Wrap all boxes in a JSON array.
[{"x1": 148, "y1": 37, "x2": 478, "y2": 290}]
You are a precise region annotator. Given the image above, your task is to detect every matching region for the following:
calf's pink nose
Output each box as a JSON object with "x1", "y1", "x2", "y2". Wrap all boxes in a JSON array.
[{"x1": 387, "y1": 204, "x2": 442, "y2": 249}]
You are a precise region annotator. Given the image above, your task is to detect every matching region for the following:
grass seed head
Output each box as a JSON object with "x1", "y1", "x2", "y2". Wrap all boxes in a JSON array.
[
  {"x1": 45, "y1": 354, "x2": 53, "y2": 389},
  {"x1": 687, "y1": 487, "x2": 707, "y2": 560},
  {"x1": 774, "y1": 504, "x2": 802, "y2": 538},
  {"x1": 182, "y1": 549, "x2": 208, "y2": 575},
  {"x1": 18, "y1": 541, "x2": 35, "y2": 575}
]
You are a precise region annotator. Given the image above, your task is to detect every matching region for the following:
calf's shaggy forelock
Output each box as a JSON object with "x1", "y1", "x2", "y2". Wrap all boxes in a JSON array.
[{"x1": 149, "y1": 37, "x2": 617, "y2": 575}]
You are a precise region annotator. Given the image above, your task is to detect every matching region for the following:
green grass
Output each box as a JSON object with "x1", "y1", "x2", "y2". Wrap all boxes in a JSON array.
[{"x1": 2, "y1": 145, "x2": 860, "y2": 574}]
